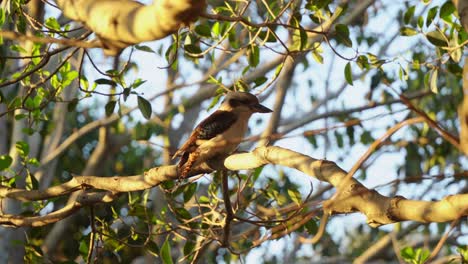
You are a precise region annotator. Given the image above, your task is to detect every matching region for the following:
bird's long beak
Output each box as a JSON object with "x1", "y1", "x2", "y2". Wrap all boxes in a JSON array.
[{"x1": 251, "y1": 103, "x2": 273, "y2": 113}]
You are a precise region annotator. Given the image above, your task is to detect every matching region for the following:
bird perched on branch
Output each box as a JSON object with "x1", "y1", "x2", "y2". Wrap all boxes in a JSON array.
[{"x1": 172, "y1": 91, "x2": 273, "y2": 178}]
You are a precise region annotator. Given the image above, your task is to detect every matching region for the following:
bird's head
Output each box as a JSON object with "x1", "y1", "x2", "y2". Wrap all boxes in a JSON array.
[{"x1": 219, "y1": 92, "x2": 273, "y2": 114}]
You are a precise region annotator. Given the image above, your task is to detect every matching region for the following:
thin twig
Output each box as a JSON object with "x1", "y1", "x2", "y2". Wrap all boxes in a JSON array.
[
  {"x1": 426, "y1": 217, "x2": 462, "y2": 262},
  {"x1": 0, "y1": 30, "x2": 101, "y2": 49},
  {"x1": 221, "y1": 170, "x2": 234, "y2": 247},
  {"x1": 87, "y1": 206, "x2": 96, "y2": 264}
]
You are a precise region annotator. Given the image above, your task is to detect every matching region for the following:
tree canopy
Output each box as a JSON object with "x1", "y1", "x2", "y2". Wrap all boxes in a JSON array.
[{"x1": 0, "y1": 0, "x2": 467, "y2": 263}]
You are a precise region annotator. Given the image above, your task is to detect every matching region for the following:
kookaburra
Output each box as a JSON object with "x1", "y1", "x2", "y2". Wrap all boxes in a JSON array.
[{"x1": 172, "y1": 91, "x2": 273, "y2": 178}]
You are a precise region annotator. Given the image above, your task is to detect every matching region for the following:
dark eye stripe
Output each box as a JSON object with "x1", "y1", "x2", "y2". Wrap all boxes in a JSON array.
[{"x1": 229, "y1": 99, "x2": 242, "y2": 107}]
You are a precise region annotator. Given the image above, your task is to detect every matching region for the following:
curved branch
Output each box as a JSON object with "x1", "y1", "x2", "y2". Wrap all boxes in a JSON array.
[
  {"x1": 55, "y1": 0, "x2": 206, "y2": 55},
  {"x1": 1, "y1": 147, "x2": 466, "y2": 227},
  {"x1": 0, "y1": 30, "x2": 99, "y2": 52},
  {"x1": 0, "y1": 164, "x2": 212, "y2": 202},
  {"x1": 224, "y1": 147, "x2": 468, "y2": 226},
  {"x1": 0, "y1": 192, "x2": 117, "y2": 227}
]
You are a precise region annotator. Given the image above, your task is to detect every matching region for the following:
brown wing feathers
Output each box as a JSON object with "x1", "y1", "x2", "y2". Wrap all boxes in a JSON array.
[{"x1": 172, "y1": 111, "x2": 237, "y2": 172}]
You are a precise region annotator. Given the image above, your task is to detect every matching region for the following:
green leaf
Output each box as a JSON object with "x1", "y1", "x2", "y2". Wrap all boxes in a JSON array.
[
  {"x1": 0, "y1": 155, "x2": 13, "y2": 171},
  {"x1": 426, "y1": 7, "x2": 438, "y2": 27},
  {"x1": 229, "y1": 30, "x2": 239, "y2": 49},
  {"x1": 292, "y1": 26, "x2": 308, "y2": 50},
  {"x1": 146, "y1": 241, "x2": 159, "y2": 257},
  {"x1": 417, "y1": 248, "x2": 430, "y2": 263},
  {"x1": 62, "y1": 71, "x2": 78, "y2": 87},
  {"x1": 45, "y1": 17, "x2": 60, "y2": 31},
  {"x1": 183, "y1": 183, "x2": 197, "y2": 202},
  {"x1": 449, "y1": 35, "x2": 462, "y2": 62},
  {"x1": 184, "y1": 44, "x2": 202, "y2": 57},
  {"x1": 174, "y1": 207, "x2": 192, "y2": 220},
  {"x1": 258, "y1": 30, "x2": 276, "y2": 42},
  {"x1": 131, "y1": 79, "x2": 147, "y2": 89},
  {"x1": 137, "y1": 96, "x2": 152, "y2": 120},
  {"x1": 440, "y1": 1, "x2": 455, "y2": 22},
  {"x1": 248, "y1": 45, "x2": 260, "y2": 67},
  {"x1": 456, "y1": 247, "x2": 468, "y2": 261},
  {"x1": 207, "y1": 93, "x2": 222, "y2": 111},
  {"x1": 417, "y1": 16, "x2": 424, "y2": 29},
  {"x1": 78, "y1": 237, "x2": 90, "y2": 260},
  {"x1": 253, "y1": 77, "x2": 268, "y2": 87},
  {"x1": 135, "y1": 45, "x2": 155, "y2": 53},
  {"x1": 400, "y1": 27, "x2": 418, "y2": 36},
  {"x1": 274, "y1": 63, "x2": 284, "y2": 77},
  {"x1": 95, "y1": 78, "x2": 117, "y2": 86},
  {"x1": 26, "y1": 172, "x2": 39, "y2": 190},
  {"x1": 356, "y1": 55, "x2": 370, "y2": 70},
  {"x1": 123, "y1": 88, "x2": 131, "y2": 101},
  {"x1": 344, "y1": 62, "x2": 353, "y2": 85},
  {"x1": 198, "y1": 196, "x2": 210, "y2": 204},
  {"x1": 307, "y1": 135, "x2": 318, "y2": 148},
  {"x1": 252, "y1": 166, "x2": 264, "y2": 182},
  {"x1": 0, "y1": 8, "x2": 5, "y2": 26},
  {"x1": 423, "y1": 71, "x2": 431, "y2": 90},
  {"x1": 430, "y1": 69, "x2": 438, "y2": 94},
  {"x1": 31, "y1": 43, "x2": 42, "y2": 65},
  {"x1": 194, "y1": 24, "x2": 211, "y2": 37},
  {"x1": 447, "y1": 62, "x2": 463, "y2": 76},
  {"x1": 426, "y1": 31, "x2": 447, "y2": 46},
  {"x1": 22, "y1": 127, "x2": 35, "y2": 136},
  {"x1": 16, "y1": 141, "x2": 29, "y2": 157},
  {"x1": 401, "y1": 246, "x2": 415, "y2": 260},
  {"x1": 335, "y1": 131, "x2": 344, "y2": 148},
  {"x1": 10, "y1": 45, "x2": 27, "y2": 54},
  {"x1": 183, "y1": 241, "x2": 195, "y2": 257},
  {"x1": 346, "y1": 126, "x2": 355, "y2": 145},
  {"x1": 287, "y1": 189, "x2": 302, "y2": 205},
  {"x1": 212, "y1": 22, "x2": 228, "y2": 37},
  {"x1": 312, "y1": 50, "x2": 323, "y2": 64},
  {"x1": 335, "y1": 24, "x2": 352, "y2": 47},
  {"x1": 17, "y1": 15, "x2": 26, "y2": 34},
  {"x1": 133, "y1": 122, "x2": 149, "y2": 140},
  {"x1": 399, "y1": 66, "x2": 409, "y2": 81},
  {"x1": 160, "y1": 239, "x2": 174, "y2": 264},
  {"x1": 304, "y1": 219, "x2": 318, "y2": 234},
  {"x1": 404, "y1": 6, "x2": 415, "y2": 24},
  {"x1": 105, "y1": 101, "x2": 117, "y2": 117},
  {"x1": 360, "y1": 131, "x2": 374, "y2": 144}
]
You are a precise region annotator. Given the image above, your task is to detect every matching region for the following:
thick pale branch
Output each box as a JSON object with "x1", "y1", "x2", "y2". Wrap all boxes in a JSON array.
[
  {"x1": 55, "y1": 0, "x2": 206, "y2": 55},
  {"x1": 0, "y1": 164, "x2": 212, "y2": 202},
  {"x1": 1, "y1": 147, "x2": 466, "y2": 227},
  {"x1": 224, "y1": 146, "x2": 468, "y2": 226}
]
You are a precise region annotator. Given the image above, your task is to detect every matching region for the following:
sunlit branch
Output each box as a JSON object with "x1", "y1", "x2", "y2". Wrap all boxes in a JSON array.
[
  {"x1": 0, "y1": 191, "x2": 117, "y2": 227},
  {"x1": 0, "y1": 30, "x2": 100, "y2": 50}
]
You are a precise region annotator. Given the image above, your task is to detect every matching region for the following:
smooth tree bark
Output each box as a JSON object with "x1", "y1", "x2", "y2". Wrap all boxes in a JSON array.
[
  {"x1": 1, "y1": 146, "x2": 466, "y2": 227},
  {"x1": 55, "y1": 0, "x2": 206, "y2": 55}
]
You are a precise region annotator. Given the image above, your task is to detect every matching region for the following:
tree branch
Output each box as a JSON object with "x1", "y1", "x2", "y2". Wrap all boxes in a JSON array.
[
  {"x1": 1, "y1": 146, "x2": 466, "y2": 227},
  {"x1": 0, "y1": 192, "x2": 117, "y2": 227},
  {"x1": 224, "y1": 147, "x2": 468, "y2": 226},
  {"x1": 55, "y1": 0, "x2": 206, "y2": 55}
]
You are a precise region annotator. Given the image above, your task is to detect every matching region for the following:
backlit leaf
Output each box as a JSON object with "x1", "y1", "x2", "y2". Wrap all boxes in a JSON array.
[
  {"x1": 344, "y1": 62, "x2": 353, "y2": 85},
  {"x1": 137, "y1": 96, "x2": 152, "y2": 119}
]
